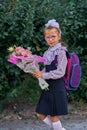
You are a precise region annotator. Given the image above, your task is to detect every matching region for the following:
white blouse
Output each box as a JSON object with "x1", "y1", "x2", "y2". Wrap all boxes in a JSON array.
[{"x1": 42, "y1": 43, "x2": 67, "y2": 79}]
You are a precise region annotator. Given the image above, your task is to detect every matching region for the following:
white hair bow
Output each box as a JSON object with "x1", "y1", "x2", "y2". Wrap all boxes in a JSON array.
[{"x1": 45, "y1": 19, "x2": 61, "y2": 34}]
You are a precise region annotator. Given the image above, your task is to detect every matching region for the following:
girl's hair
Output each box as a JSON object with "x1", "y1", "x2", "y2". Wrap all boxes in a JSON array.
[
  {"x1": 44, "y1": 26, "x2": 61, "y2": 35},
  {"x1": 44, "y1": 26, "x2": 66, "y2": 47},
  {"x1": 61, "y1": 42, "x2": 66, "y2": 47}
]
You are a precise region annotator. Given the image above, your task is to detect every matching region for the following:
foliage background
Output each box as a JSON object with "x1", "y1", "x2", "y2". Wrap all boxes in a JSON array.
[{"x1": 0, "y1": 0, "x2": 87, "y2": 108}]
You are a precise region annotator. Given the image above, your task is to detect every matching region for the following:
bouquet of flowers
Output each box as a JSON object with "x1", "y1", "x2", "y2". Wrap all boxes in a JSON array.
[{"x1": 7, "y1": 46, "x2": 49, "y2": 90}]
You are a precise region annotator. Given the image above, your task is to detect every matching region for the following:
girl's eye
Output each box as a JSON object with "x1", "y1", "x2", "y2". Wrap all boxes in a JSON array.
[
  {"x1": 45, "y1": 35, "x2": 57, "y2": 40},
  {"x1": 46, "y1": 36, "x2": 50, "y2": 39},
  {"x1": 51, "y1": 36, "x2": 56, "y2": 38}
]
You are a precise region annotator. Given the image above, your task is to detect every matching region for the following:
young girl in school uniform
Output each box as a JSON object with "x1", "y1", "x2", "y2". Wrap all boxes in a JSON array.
[{"x1": 33, "y1": 19, "x2": 68, "y2": 130}]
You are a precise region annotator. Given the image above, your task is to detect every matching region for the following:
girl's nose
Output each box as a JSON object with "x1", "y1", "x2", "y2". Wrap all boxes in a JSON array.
[{"x1": 49, "y1": 38, "x2": 53, "y2": 41}]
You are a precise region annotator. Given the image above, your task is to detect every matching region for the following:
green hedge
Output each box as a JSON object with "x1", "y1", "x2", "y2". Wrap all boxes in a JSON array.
[{"x1": 0, "y1": 0, "x2": 87, "y2": 104}]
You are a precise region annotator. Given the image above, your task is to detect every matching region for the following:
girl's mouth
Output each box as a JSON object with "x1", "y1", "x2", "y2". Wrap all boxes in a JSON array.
[{"x1": 49, "y1": 43, "x2": 54, "y2": 46}]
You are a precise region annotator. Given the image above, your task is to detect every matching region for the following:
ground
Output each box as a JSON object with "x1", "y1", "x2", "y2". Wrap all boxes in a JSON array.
[{"x1": 0, "y1": 101, "x2": 87, "y2": 130}]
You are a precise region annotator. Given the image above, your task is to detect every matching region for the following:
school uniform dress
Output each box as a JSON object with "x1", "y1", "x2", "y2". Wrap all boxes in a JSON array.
[{"x1": 36, "y1": 43, "x2": 68, "y2": 116}]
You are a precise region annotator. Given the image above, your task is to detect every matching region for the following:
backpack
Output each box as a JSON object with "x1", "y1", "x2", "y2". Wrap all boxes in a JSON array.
[
  {"x1": 64, "y1": 52, "x2": 81, "y2": 91},
  {"x1": 54, "y1": 51, "x2": 81, "y2": 91}
]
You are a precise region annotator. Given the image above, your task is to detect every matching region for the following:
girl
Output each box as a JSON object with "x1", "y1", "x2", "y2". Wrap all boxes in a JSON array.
[{"x1": 33, "y1": 19, "x2": 68, "y2": 130}]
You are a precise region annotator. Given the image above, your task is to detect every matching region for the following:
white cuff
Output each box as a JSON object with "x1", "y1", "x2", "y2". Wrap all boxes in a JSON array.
[{"x1": 42, "y1": 72, "x2": 50, "y2": 79}]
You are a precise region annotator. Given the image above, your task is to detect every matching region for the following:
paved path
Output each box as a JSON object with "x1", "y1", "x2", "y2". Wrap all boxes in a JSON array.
[
  {"x1": 0, "y1": 103, "x2": 87, "y2": 130},
  {"x1": 0, "y1": 117, "x2": 87, "y2": 130}
]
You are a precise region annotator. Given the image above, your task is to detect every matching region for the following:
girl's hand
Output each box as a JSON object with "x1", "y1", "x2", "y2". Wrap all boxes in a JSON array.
[{"x1": 33, "y1": 71, "x2": 43, "y2": 78}]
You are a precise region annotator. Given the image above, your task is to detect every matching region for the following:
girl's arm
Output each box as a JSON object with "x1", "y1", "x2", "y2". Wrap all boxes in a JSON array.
[{"x1": 42, "y1": 50, "x2": 67, "y2": 79}]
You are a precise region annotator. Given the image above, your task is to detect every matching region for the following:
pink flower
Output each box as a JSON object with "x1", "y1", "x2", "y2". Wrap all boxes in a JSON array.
[
  {"x1": 20, "y1": 50, "x2": 27, "y2": 56},
  {"x1": 25, "y1": 49, "x2": 33, "y2": 58},
  {"x1": 15, "y1": 47, "x2": 24, "y2": 55},
  {"x1": 15, "y1": 47, "x2": 33, "y2": 58},
  {"x1": 8, "y1": 46, "x2": 46, "y2": 64}
]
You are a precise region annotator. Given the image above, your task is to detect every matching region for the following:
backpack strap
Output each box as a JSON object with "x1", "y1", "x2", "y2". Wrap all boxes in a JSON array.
[
  {"x1": 65, "y1": 51, "x2": 71, "y2": 81},
  {"x1": 65, "y1": 52, "x2": 71, "y2": 81}
]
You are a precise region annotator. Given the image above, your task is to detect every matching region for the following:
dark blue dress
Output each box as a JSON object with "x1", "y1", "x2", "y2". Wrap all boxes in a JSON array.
[{"x1": 36, "y1": 56, "x2": 68, "y2": 116}]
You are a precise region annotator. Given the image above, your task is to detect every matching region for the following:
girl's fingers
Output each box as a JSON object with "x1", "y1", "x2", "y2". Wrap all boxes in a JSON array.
[{"x1": 33, "y1": 71, "x2": 42, "y2": 78}]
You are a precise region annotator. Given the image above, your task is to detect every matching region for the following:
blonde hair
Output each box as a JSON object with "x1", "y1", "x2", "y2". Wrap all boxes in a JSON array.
[{"x1": 44, "y1": 26, "x2": 61, "y2": 35}]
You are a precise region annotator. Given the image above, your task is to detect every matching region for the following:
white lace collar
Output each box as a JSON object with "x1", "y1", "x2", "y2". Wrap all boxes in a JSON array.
[
  {"x1": 48, "y1": 43, "x2": 62, "y2": 51},
  {"x1": 43, "y1": 43, "x2": 64, "y2": 65}
]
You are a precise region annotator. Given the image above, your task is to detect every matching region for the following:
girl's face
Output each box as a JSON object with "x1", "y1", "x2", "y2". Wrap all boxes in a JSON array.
[{"x1": 44, "y1": 28, "x2": 61, "y2": 47}]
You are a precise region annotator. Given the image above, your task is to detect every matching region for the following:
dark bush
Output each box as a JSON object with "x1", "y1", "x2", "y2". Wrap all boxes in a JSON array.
[{"x1": 0, "y1": 0, "x2": 87, "y2": 104}]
